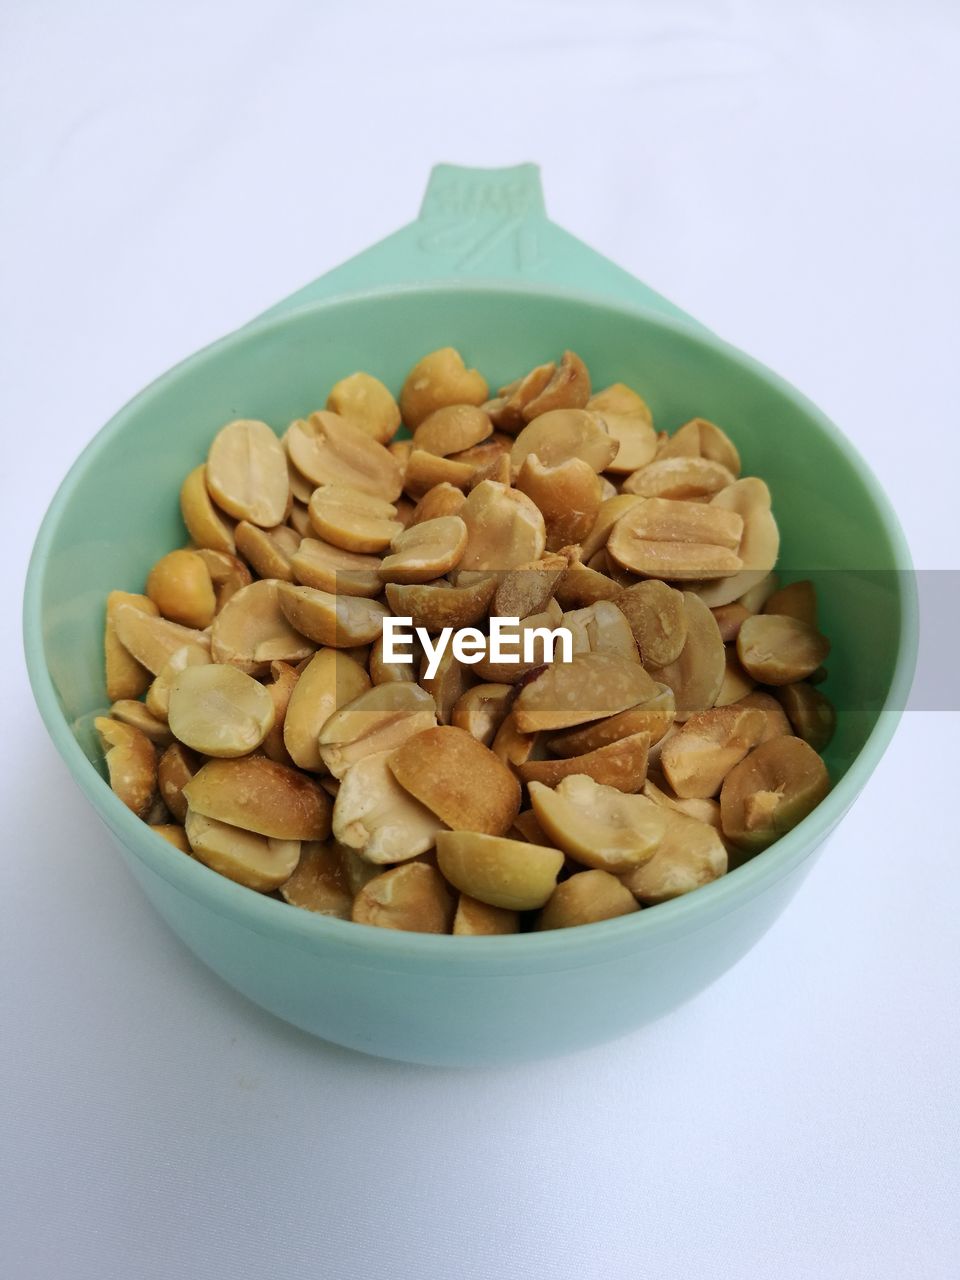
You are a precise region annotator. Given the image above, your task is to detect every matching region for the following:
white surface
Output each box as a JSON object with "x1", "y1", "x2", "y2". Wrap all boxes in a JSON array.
[{"x1": 2, "y1": 2, "x2": 958, "y2": 1277}]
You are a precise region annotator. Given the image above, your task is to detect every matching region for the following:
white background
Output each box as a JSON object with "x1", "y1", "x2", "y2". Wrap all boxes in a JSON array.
[{"x1": 2, "y1": 2, "x2": 958, "y2": 1277}]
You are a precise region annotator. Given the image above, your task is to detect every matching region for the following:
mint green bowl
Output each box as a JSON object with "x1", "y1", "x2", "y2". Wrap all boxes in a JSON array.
[{"x1": 24, "y1": 166, "x2": 917, "y2": 1065}]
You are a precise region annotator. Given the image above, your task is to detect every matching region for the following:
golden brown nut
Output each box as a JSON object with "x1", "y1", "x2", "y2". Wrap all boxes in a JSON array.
[
  {"x1": 206, "y1": 419, "x2": 290, "y2": 527},
  {"x1": 389, "y1": 726, "x2": 521, "y2": 835},
  {"x1": 720, "y1": 736, "x2": 830, "y2": 851},
  {"x1": 95, "y1": 717, "x2": 157, "y2": 818},
  {"x1": 656, "y1": 417, "x2": 740, "y2": 476},
  {"x1": 714, "y1": 648, "x2": 756, "y2": 706},
  {"x1": 157, "y1": 742, "x2": 201, "y2": 824},
  {"x1": 234, "y1": 522, "x2": 300, "y2": 582},
  {"x1": 538, "y1": 870, "x2": 639, "y2": 930},
  {"x1": 378, "y1": 515, "x2": 467, "y2": 584},
  {"x1": 470, "y1": 600, "x2": 565, "y2": 684},
  {"x1": 409, "y1": 482, "x2": 467, "y2": 526},
  {"x1": 492, "y1": 552, "x2": 568, "y2": 619},
  {"x1": 184, "y1": 810, "x2": 300, "y2": 892},
  {"x1": 194, "y1": 549, "x2": 252, "y2": 611},
  {"x1": 333, "y1": 749, "x2": 445, "y2": 863},
  {"x1": 694, "y1": 479, "x2": 780, "y2": 607},
  {"x1": 519, "y1": 350, "x2": 591, "y2": 420},
  {"x1": 451, "y1": 683, "x2": 514, "y2": 747},
  {"x1": 436, "y1": 830, "x2": 564, "y2": 910},
  {"x1": 547, "y1": 682, "x2": 675, "y2": 757},
  {"x1": 112, "y1": 603, "x2": 210, "y2": 677},
  {"x1": 448, "y1": 431, "x2": 511, "y2": 469},
  {"x1": 711, "y1": 602, "x2": 751, "y2": 643},
  {"x1": 279, "y1": 842, "x2": 353, "y2": 917},
  {"x1": 105, "y1": 591, "x2": 159, "y2": 701},
  {"x1": 619, "y1": 808, "x2": 727, "y2": 904},
  {"x1": 283, "y1": 648, "x2": 371, "y2": 771},
  {"x1": 510, "y1": 809, "x2": 549, "y2": 844},
  {"x1": 490, "y1": 710, "x2": 543, "y2": 773},
  {"x1": 291, "y1": 537, "x2": 383, "y2": 597},
  {"x1": 144, "y1": 642, "x2": 212, "y2": 721},
  {"x1": 453, "y1": 895, "x2": 520, "y2": 935},
  {"x1": 151, "y1": 823, "x2": 191, "y2": 853},
  {"x1": 648, "y1": 593, "x2": 725, "y2": 721},
  {"x1": 352, "y1": 861, "x2": 455, "y2": 933},
  {"x1": 587, "y1": 382, "x2": 653, "y2": 423},
  {"x1": 622, "y1": 456, "x2": 736, "y2": 501},
  {"x1": 607, "y1": 497, "x2": 743, "y2": 581},
  {"x1": 775, "y1": 683, "x2": 836, "y2": 752},
  {"x1": 385, "y1": 575, "x2": 497, "y2": 634},
  {"x1": 166, "y1": 663, "x2": 274, "y2": 757},
  {"x1": 285, "y1": 410, "x2": 403, "y2": 500},
  {"x1": 260, "y1": 661, "x2": 299, "y2": 765},
  {"x1": 579, "y1": 495, "x2": 643, "y2": 562},
  {"x1": 615, "y1": 580, "x2": 687, "y2": 667},
  {"x1": 519, "y1": 731, "x2": 650, "y2": 792},
  {"x1": 210, "y1": 579, "x2": 314, "y2": 675},
  {"x1": 598, "y1": 412, "x2": 659, "y2": 474},
  {"x1": 179, "y1": 464, "x2": 236, "y2": 554},
  {"x1": 459, "y1": 480, "x2": 546, "y2": 572},
  {"x1": 146, "y1": 550, "x2": 217, "y2": 628},
  {"x1": 286, "y1": 458, "x2": 315, "y2": 504},
  {"x1": 553, "y1": 558, "x2": 622, "y2": 609},
  {"x1": 529, "y1": 775, "x2": 666, "y2": 873},
  {"x1": 660, "y1": 705, "x2": 767, "y2": 799},
  {"x1": 399, "y1": 348, "x2": 488, "y2": 429},
  {"x1": 319, "y1": 682, "x2": 437, "y2": 778},
  {"x1": 412, "y1": 404, "x2": 492, "y2": 456},
  {"x1": 515, "y1": 454, "x2": 603, "y2": 552},
  {"x1": 514, "y1": 652, "x2": 658, "y2": 732},
  {"x1": 510, "y1": 408, "x2": 617, "y2": 477},
  {"x1": 736, "y1": 614, "x2": 831, "y2": 685},
  {"x1": 276, "y1": 583, "x2": 389, "y2": 648},
  {"x1": 326, "y1": 371, "x2": 401, "y2": 445},
  {"x1": 183, "y1": 756, "x2": 331, "y2": 841},
  {"x1": 733, "y1": 691, "x2": 793, "y2": 742},
  {"x1": 307, "y1": 484, "x2": 401, "y2": 554},
  {"x1": 369, "y1": 633, "x2": 419, "y2": 685},
  {"x1": 764, "y1": 579, "x2": 818, "y2": 627},
  {"x1": 109, "y1": 700, "x2": 174, "y2": 746},
  {"x1": 401, "y1": 449, "x2": 475, "y2": 499}
]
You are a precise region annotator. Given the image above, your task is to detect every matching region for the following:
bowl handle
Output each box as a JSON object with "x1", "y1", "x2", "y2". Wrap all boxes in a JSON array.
[{"x1": 254, "y1": 163, "x2": 704, "y2": 329}]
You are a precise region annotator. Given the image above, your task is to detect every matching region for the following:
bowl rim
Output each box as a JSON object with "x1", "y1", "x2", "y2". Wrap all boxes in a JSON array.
[{"x1": 23, "y1": 279, "x2": 919, "y2": 963}]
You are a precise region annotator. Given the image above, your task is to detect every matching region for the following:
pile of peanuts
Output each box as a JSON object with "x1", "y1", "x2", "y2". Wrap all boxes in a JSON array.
[{"x1": 97, "y1": 347, "x2": 835, "y2": 934}]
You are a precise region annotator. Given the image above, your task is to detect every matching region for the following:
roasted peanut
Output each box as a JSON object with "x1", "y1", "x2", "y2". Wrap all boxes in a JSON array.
[
  {"x1": 660, "y1": 705, "x2": 767, "y2": 798},
  {"x1": 234, "y1": 522, "x2": 300, "y2": 583},
  {"x1": 282, "y1": 648, "x2": 370, "y2": 771},
  {"x1": 720, "y1": 736, "x2": 830, "y2": 851},
  {"x1": 776, "y1": 682, "x2": 836, "y2": 751},
  {"x1": 538, "y1": 869, "x2": 639, "y2": 930},
  {"x1": 648, "y1": 593, "x2": 725, "y2": 721},
  {"x1": 210, "y1": 579, "x2": 314, "y2": 674},
  {"x1": 291, "y1": 536, "x2": 383, "y2": 598},
  {"x1": 112, "y1": 603, "x2": 209, "y2": 677},
  {"x1": 453, "y1": 894, "x2": 520, "y2": 935},
  {"x1": 379, "y1": 516, "x2": 467, "y2": 584},
  {"x1": 515, "y1": 454, "x2": 603, "y2": 551},
  {"x1": 399, "y1": 348, "x2": 488, "y2": 429},
  {"x1": 412, "y1": 404, "x2": 492, "y2": 456},
  {"x1": 409, "y1": 482, "x2": 467, "y2": 526},
  {"x1": 514, "y1": 652, "x2": 659, "y2": 733},
  {"x1": 562, "y1": 601, "x2": 638, "y2": 662},
  {"x1": 260, "y1": 661, "x2": 299, "y2": 765},
  {"x1": 764, "y1": 579, "x2": 818, "y2": 627},
  {"x1": 737, "y1": 614, "x2": 831, "y2": 685},
  {"x1": 401, "y1": 449, "x2": 475, "y2": 500},
  {"x1": 529, "y1": 775, "x2": 666, "y2": 873},
  {"x1": 714, "y1": 648, "x2": 756, "y2": 706},
  {"x1": 656, "y1": 418, "x2": 740, "y2": 476},
  {"x1": 615, "y1": 579, "x2": 686, "y2": 667},
  {"x1": 185, "y1": 810, "x2": 300, "y2": 892},
  {"x1": 510, "y1": 408, "x2": 617, "y2": 477},
  {"x1": 146, "y1": 550, "x2": 217, "y2": 628},
  {"x1": 587, "y1": 382, "x2": 653, "y2": 423},
  {"x1": 308, "y1": 484, "x2": 401, "y2": 554},
  {"x1": 319, "y1": 681, "x2": 437, "y2": 778},
  {"x1": 109, "y1": 699, "x2": 174, "y2": 747},
  {"x1": 436, "y1": 830, "x2": 564, "y2": 911},
  {"x1": 104, "y1": 591, "x2": 159, "y2": 701},
  {"x1": 459, "y1": 480, "x2": 546, "y2": 572},
  {"x1": 206, "y1": 419, "x2": 290, "y2": 527},
  {"x1": 607, "y1": 497, "x2": 743, "y2": 581},
  {"x1": 389, "y1": 726, "x2": 521, "y2": 836},
  {"x1": 622, "y1": 456, "x2": 735, "y2": 501},
  {"x1": 333, "y1": 749, "x2": 446, "y2": 863},
  {"x1": 451, "y1": 683, "x2": 514, "y2": 747},
  {"x1": 276, "y1": 582, "x2": 389, "y2": 647},
  {"x1": 183, "y1": 756, "x2": 331, "y2": 841},
  {"x1": 619, "y1": 807, "x2": 727, "y2": 904},
  {"x1": 285, "y1": 411, "x2": 402, "y2": 500},
  {"x1": 547, "y1": 681, "x2": 675, "y2": 757},
  {"x1": 167, "y1": 663, "x2": 275, "y2": 757},
  {"x1": 95, "y1": 717, "x2": 157, "y2": 817},
  {"x1": 279, "y1": 842, "x2": 353, "y2": 918},
  {"x1": 519, "y1": 730, "x2": 650, "y2": 792},
  {"x1": 352, "y1": 861, "x2": 456, "y2": 932},
  {"x1": 734, "y1": 691, "x2": 793, "y2": 742},
  {"x1": 694, "y1": 479, "x2": 779, "y2": 608},
  {"x1": 385, "y1": 575, "x2": 496, "y2": 634},
  {"x1": 326, "y1": 371, "x2": 401, "y2": 445},
  {"x1": 151, "y1": 823, "x2": 191, "y2": 853},
  {"x1": 179, "y1": 464, "x2": 235, "y2": 554}
]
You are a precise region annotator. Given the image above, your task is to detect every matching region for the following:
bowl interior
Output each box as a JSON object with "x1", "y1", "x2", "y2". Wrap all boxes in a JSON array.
[{"x1": 29, "y1": 284, "x2": 910, "y2": 799}]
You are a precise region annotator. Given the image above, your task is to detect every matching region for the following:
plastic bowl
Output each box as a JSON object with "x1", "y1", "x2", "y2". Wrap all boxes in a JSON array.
[{"x1": 23, "y1": 166, "x2": 917, "y2": 1065}]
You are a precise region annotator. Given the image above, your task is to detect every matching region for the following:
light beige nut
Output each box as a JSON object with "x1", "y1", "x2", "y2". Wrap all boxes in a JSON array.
[
  {"x1": 112, "y1": 602, "x2": 210, "y2": 677},
  {"x1": 515, "y1": 454, "x2": 603, "y2": 552},
  {"x1": 457, "y1": 479, "x2": 547, "y2": 572},
  {"x1": 492, "y1": 552, "x2": 568, "y2": 619},
  {"x1": 622, "y1": 455, "x2": 736, "y2": 500},
  {"x1": 385, "y1": 575, "x2": 496, "y2": 634},
  {"x1": 109, "y1": 700, "x2": 174, "y2": 746},
  {"x1": 95, "y1": 716, "x2": 157, "y2": 817},
  {"x1": 619, "y1": 807, "x2": 727, "y2": 904},
  {"x1": 764, "y1": 579, "x2": 818, "y2": 627},
  {"x1": 510, "y1": 408, "x2": 617, "y2": 477},
  {"x1": 399, "y1": 348, "x2": 488, "y2": 429},
  {"x1": 607, "y1": 497, "x2": 743, "y2": 581},
  {"x1": 157, "y1": 742, "x2": 201, "y2": 823},
  {"x1": 488, "y1": 363, "x2": 555, "y2": 431},
  {"x1": 714, "y1": 648, "x2": 756, "y2": 706},
  {"x1": 276, "y1": 583, "x2": 389, "y2": 648},
  {"x1": 261, "y1": 661, "x2": 299, "y2": 765},
  {"x1": 151, "y1": 823, "x2": 191, "y2": 853},
  {"x1": 451, "y1": 683, "x2": 514, "y2": 747},
  {"x1": 519, "y1": 350, "x2": 591, "y2": 420},
  {"x1": 615, "y1": 580, "x2": 687, "y2": 667},
  {"x1": 284, "y1": 410, "x2": 402, "y2": 500},
  {"x1": 529, "y1": 775, "x2": 666, "y2": 873},
  {"x1": 720, "y1": 736, "x2": 830, "y2": 851},
  {"x1": 333, "y1": 749, "x2": 445, "y2": 863},
  {"x1": 105, "y1": 591, "x2": 159, "y2": 701},
  {"x1": 436, "y1": 830, "x2": 563, "y2": 911},
  {"x1": 307, "y1": 484, "x2": 401, "y2": 554},
  {"x1": 206, "y1": 419, "x2": 290, "y2": 527},
  {"x1": 180, "y1": 464, "x2": 236, "y2": 554},
  {"x1": 319, "y1": 682, "x2": 437, "y2": 778},
  {"x1": 547, "y1": 681, "x2": 675, "y2": 757},
  {"x1": 409, "y1": 482, "x2": 466, "y2": 526},
  {"x1": 326, "y1": 371, "x2": 401, "y2": 445},
  {"x1": 553, "y1": 559, "x2": 621, "y2": 609},
  {"x1": 352, "y1": 861, "x2": 455, "y2": 932},
  {"x1": 660, "y1": 705, "x2": 767, "y2": 799},
  {"x1": 184, "y1": 810, "x2": 300, "y2": 892},
  {"x1": 471, "y1": 600, "x2": 564, "y2": 684},
  {"x1": 656, "y1": 418, "x2": 741, "y2": 476},
  {"x1": 283, "y1": 648, "x2": 371, "y2": 771},
  {"x1": 286, "y1": 458, "x2": 315, "y2": 504},
  {"x1": 694, "y1": 479, "x2": 780, "y2": 607},
  {"x1": 736, "y1": 613, "x2": 831, "y2": 685},
  {"x1": 580, "y1": 495, "x2": 643, "y2": 563},
  {"x1": 184, "y1": 755, "x2": 331, "y2": 841},
  {"x1": 520, "y1": 731, "x2": 650, "y2": 792},
  {"x1": 775, "y1": 682, "x2": 836, "y2": 752},
  {"x1": 733, "y1": 691, "x2": 793, "y2": 742},
  {"x1": 146, "y1": 549, "x2": 217, "y2": 628},
  {"x1": 514, "y1": 651, "x2": 658, "y2": 732},
  {"x1": 210, "y1": 579, "x2": 314, "y2": 674},
  {"x1": 587, "y1": 382, "x2": 653, "y2": 423},
  {"x1": 167, "y1": 663, "x2": 275, "y2": 757},
  {"x1": 145, "y1": 642, "x2": 212, "y2": 720},
  {"x1": 401, "y1": 449, "x2": 475, "y2": 500},
  {"x1": 389, "y1": 726, "x2": 521, "y2": 836},
  {"x1": 369, "y1": 633, "x2": 419, "y2": 685},
  {"x1": 466, "y1": 450, "x2": 510, "y2": 487},
  {"x1": 234, "y1": 521, "x2": 300, "y2": 582},
  {"x1": 711, "y1": 602, "x2": 751, "y2": 642},
  {"x1": 538, "y1": 869, "x2": 639, "y2": 930},
  {"x1": 491, "y1": 710, "x2": 544, "y2": 772},
  {"x1": 648, "y1": 592, "x2": 725, "y2": 721},
  {"x1": 412, "y1": 404, "x2": 492, "y2": 456},
  {"x1": 291, "y1": 536, "x2": 383, "y2": 597},
  {"x1": 379, "y1": 515, "x2": 467, "y2": 584},
  {"x1": 562, "y1": 600, "x2": 639, "y2": 663},
  {"x1": 279, "y1": 842, "x2": 353, "y2": 917},
  {"x1": 288, "y1": 501, "x2": 313, "y2": 537},
  {"x1": 737, "y1": 571, "x2": 780, "y2": 613},
  {"x1": 453, "y1": 895, "x2": 520, "y2": 935},
  {"x1": 598, "y1": 413, "x2": 658, "y2": 475},
  {"x1": 194, "y1": 549, "x2": 253, "y2": 611}
]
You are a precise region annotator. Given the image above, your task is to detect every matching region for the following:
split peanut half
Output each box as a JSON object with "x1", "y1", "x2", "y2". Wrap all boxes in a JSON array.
[
  {"x1": 436, "y1": 831, "x2": 564, "y2": 911},
  {"x1": 529, "y1": 775, "x2": 666, "y2": 873},
  {"x1": 206, "y1": 419, "x2": 290, "y2": 527},
  {"x1": 326, "y1": 372, "x2": 401, "y2": 445}
]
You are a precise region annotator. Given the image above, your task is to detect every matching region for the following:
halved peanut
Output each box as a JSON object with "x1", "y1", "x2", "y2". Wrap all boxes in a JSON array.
[
  {"x1": 720, "y1": 736, "x2": 830, "y2": 851},
  {"x1": 286, "y1": 458, "x2": 315, "y2": 504},
  {"x1": 510, "y1": 409, "x2": 617, "y2": 477},
  {"x1": 385, "y1": 575, "x2": 496, "y2": 634},
  {"x1": 656, "y1": 418, "x2": 740, "y2": 476},
  {"x1": 369, "y1": 633, "x2": 419, "y2": 685},
  {"x1": 711, "y1": 602, "x2": 751, "y2": 643},
  {"x1": 471, "y1": 600, "x2": 564, "y2": 683},
  {"x1": 436, "y1": 830, "x2": 563, "y2": 910},
  {"x1": 587, "y1": 382, "x2": 653, "y2": 423},
  {"x1": 538, "y1": 870, "x2": 638, "y2": 930},
  {"x1": 184, "y1": 756, "x2": 331, "y2": 841},
  {"x1": 548, "y1": 681, "x2": 675, "y2": 757},
  {"x1": 105, "y1": 591, "x2": 159, "y2": 701},
  {"x1": 562, "y1": 600, "x2": 638, "y2": 663},
  {"x1": 737, "y1": 614, "x2": 831, "y2": 685},
  {"x1": 597, "y1": 412, "x2": 658, "y2": 475},
  {"x1": 399, "y1": 348, "x2": 488, "y2": 429},
  {"x1": 489, "y1": 363, "x2": 555, "y2": 431},
  {"x1": 326, "y1": 371, "x2": 401, "y2": 445},
  {"x1": 179, "y1": 464, "x2": 235, "y2": 554},
  {"x1": 157, "y1": 742, "x2": 201, "y2": 823},
  {"x1": 529, "y1": 775, "x2": 665, "y2": 873},
  {"x1": 234, "y1": 521, "x2": 300, "y2": 582},
  {"x1": 449, "y1": 432, "x2": 511, "y2": 469},
  {"x1": 519, "y1": 350, "x2": 590, "y2": 420},
  {"x1": 167, "y1": 663, "x2": 275, "y2": 757},
  {"x1": 401, "y1": 450, "x2": 475, "y2": 500},
  {"x1": 622, "y1": 456, "x2": 735, "y2": 501},
  {"x1": 206, "y1": 419, "x2": 290, "y2": 527},
  {"x1": 194, "y1": 548, "x2": 253, "y2": 611},
  {"x1": 319, "y1": 682, "x2": 437, "y2": 778},
  {"x1": 515, "y1": 454, "x2": 603, "y2": 551},
  {"x1": 520, "y1": 731, "x2": 650, "y2": 792},
  {"x1": 333, "y1": 749, "x2": 445, "y2": 863},
  {"x1": 734, "y1": 691, "x2": 793, "y2": 742},
  {"x1": 418, "y1": 646, "x2": 475, "y2": 724},
  {"x1": 553, "y1": 558, "x2": 621, "y2": 609},
  {"x1": 95, "y1": 717, "x2": 157, "y2": 817},
  {"x1": 184, "y1": 810, "x2": 300, "y2": 892},
  {"x1": 580, "y1": 495, "x2": 643, "y2": 562},
  {"x1": 291, "y1": 537, "x2": 383, "y2": 597},
  {"x1": 210, "y1": 579, "x2": 314, "y2": 674},
  {"x1": 288, "y1": 501, "x2": 312, "y2": 537},
  {"x1": 764, "y1": 579, "x2": 818, "y2": 626},
  {"x1": 487, "y1": 553, "x2": 564, "y2": 621},
  {"x1": 453, "y1": 894, "x2": 520, "y2": 935},
  {"x1": 279, "y1": 842, "x2": 353, "y2": 918},
  {"x1": 694, "y1": 479, "x2": 780, "y2": 607},
  {"x1": 648, "y1": 592, "x2": 725, "y2": 720},
  {"x1": 307, "y1": 484, "x2": 401, "y2": 554},
  {"x1": 615, "y1": 580, "x2": 686, "y2": 667},
  {"x1": 379, "y1": 515, "x2": 467, "y2": 584},
  {"x1": 151, "y1": 823, "x2": 191, "y2": 853},
  {"x1": 660, "y1": 705, "x2": 767, "y2": 798},
  {"x1": 458, "y1": 480, "x2": 546, "y2": 572},
  {"x1": 352, "y1": 861, "x2": 455, "y2": 932},
  {"x1": 510, "y1": 809, "x2": 549, "y2": 844},
  {"x1": 113, "y1": 603, "x2": 210, "y2": 677},
  {"x1": 714, "y1": 648, "x2": 756, "y2": 706},
  {"x1": 514, "y1": 651, "x2": 657, "y2": 732},
  {"x1": 491, "y1": 710, "x2": 544, "y2": 772},
  {"x1": 283, "y1": 648, "x2": 371, "y2": 771},
  {"x1": 145, "y1": 642, "x2": 211, "y2": 720},
  {"x1": 466, "y1": 450, "x2": 509, "y2": 487},
  {"x1": 284, "y1": 411, "x2": 402, "y2": 500},
  {"x1": 276, "y1": 583, "x2": 389, "y2": 647},
  {"x1": 451, "y1": 683, "x2": 514, "y2": 747},
  {"x1": 409, "y1": 482, "x2": 466, "y2": 526},
  {"x1": 607, "y1": 497, "x2": 743, "y2": 581},
  {"x1": 619, "y1": 808, "x2": 727, "y2": 904},
  {"x1": 389, "y1": 726, "x2": 521, "y2": 836},
  {"x1": 146, "y1": 550, "x2": 217, "y2": 628},
  {"x1": 412, "y1": 404, "x2": 492, "y2": 456},
  {"x1": 109, "y1": 700, "x2": 174, "y2": 746},
  {"x1": 776, "y1": 682, "x2": 836, "y2": 751},
  {"x1": 261, "y1": 661, "x2": 299, "y2": 765}
]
